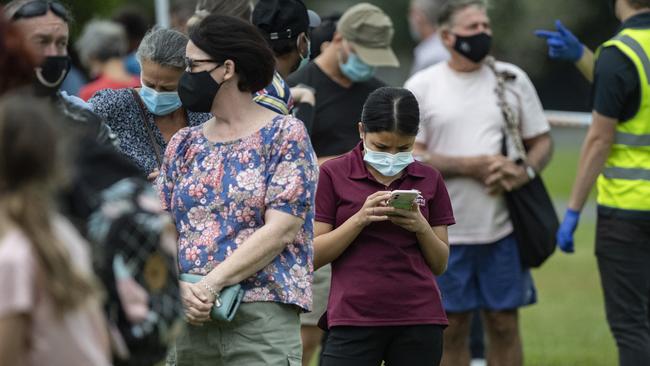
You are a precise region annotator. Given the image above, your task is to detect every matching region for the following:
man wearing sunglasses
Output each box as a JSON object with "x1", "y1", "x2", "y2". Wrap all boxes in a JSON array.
[{"x1": 4, "y1": 0, "x2": 116, "y2": 144}]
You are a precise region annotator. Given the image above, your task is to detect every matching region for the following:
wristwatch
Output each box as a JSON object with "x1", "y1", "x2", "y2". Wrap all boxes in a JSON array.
[{"x1": 525, "y1": 164, "x2": 537, "y2": 180}]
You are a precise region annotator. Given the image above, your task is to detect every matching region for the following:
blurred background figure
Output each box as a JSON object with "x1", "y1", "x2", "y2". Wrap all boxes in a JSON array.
[
  {"x1": 90, "y1": 27, "x2": 211, "y2": 176},
  {"x1": 112, "y1": 5, "x2": 152, "y2": 76},
  {"x1": 169, "y1": 0, "x2": 197, "y2": 34},
  {"x1": 186, "y1": 0, "x2": 253, "y2": 33},
  {"x1": 0, "y1": 92, "x2": 111, "y2": 366},
  {"x1": 408, "y1": 0, "x2": 449, "y2": 75},
  {"x1": 76, "y1": 20, "x2": 140, "y2": 101},
  {"x1": 308, "y1": 12, "x2": 340, "y2": 60},
  {"x1": 0, "y1": 8, "x2": 38, "y2": 94}
]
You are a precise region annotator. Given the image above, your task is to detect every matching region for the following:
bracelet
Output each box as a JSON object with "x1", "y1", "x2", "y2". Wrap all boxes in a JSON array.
[{"x1": 200, "y1": 281, "x2": 221, "y2": 307}]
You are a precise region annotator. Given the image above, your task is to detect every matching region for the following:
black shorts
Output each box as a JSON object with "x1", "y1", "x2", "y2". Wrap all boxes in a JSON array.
[{"x1": 321, "y1": 324, "x2": 445, "y2": 366}]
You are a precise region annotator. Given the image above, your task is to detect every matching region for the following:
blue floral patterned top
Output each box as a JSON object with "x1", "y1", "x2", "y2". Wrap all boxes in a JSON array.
[{"x1": 156, "y1": 115, "x2": 318, "y2": 311}]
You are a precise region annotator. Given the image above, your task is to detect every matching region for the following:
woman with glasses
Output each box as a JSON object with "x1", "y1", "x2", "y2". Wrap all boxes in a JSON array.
[
  {"x1": 90, "y1": 27, "x2": 211, "y2": 179},
  {"x1": 156, "y1": 14, "x2": 317, "y2": 365}
]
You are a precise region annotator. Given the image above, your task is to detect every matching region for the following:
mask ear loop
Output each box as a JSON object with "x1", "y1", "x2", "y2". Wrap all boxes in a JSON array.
[{"x1": 35, "y1": 67, "x2": 67, "y2": 88}]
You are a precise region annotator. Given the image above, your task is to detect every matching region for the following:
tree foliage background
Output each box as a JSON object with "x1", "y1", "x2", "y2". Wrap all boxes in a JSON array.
[{"x1": 2, "y1": 0, "x2": 621, "y2": 111}]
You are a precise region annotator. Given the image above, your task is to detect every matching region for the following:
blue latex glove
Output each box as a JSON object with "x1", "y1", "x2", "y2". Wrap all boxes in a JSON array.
[
  {"x1": 557, "y1": 208, "x2": 580, "y2": 253},
  {"x1": 534, "y1": 20, "x2": 584, "y2": 62}
]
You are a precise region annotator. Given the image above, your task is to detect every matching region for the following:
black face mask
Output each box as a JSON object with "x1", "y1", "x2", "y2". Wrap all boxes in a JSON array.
[
  {"x1": 453, "y1": 32, "x2": 492, "y2": 63},
  {"x1": 178, "y1": 68, "x2": 221, "y2": 113},
  {"x1": 34, "y1": 55, "x2": 71, "y2": 97}
]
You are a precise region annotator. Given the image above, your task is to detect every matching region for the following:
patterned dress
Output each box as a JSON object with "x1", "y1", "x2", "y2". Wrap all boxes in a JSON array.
[
  {"x1": 90, "y1": 88, "x2": 212, "y2": 175},
  {"x1": 156, "y1": 115, "x2": 318, "y2": 311}
]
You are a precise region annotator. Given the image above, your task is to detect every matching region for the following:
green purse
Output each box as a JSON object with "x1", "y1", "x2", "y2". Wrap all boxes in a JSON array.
[{"x1": 179, "y1": 273, "x2": 244, "y2": 322}]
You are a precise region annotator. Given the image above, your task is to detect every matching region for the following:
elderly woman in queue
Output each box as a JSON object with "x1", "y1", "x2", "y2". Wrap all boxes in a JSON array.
[
  {"x1": 156, "y1": 15, "x2": 318, "y2": 365},
  {"x1": 90, "y1": 27, "x2": 211, "y2": 178}
]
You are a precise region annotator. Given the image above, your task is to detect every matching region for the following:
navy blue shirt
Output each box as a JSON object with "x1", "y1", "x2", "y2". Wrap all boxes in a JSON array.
[{"x1": 592, "y1": 12, "x2": 650, "y2": 121}]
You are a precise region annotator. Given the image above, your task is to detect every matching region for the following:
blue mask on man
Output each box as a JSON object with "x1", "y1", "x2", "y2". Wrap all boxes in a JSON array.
[
  {"x1": 340, "y1": 53, "x2": 376, "y2": 82},
  {"x1": 297, "y1": 36, "x2": 311, "y2": 71},
  {"x1": 139, "y1": 84, "x2": 182, "y2": 116},
  {"x1": 363, "y1": 143, "x2": 415, "y2": 177}
]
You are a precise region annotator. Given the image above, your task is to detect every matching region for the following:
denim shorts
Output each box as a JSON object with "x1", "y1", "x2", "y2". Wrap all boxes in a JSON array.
[{"x1": 436, "y1": 234, "x2": 537, "y2": 312}]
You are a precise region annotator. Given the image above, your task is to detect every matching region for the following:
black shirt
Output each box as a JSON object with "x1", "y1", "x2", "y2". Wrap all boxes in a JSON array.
[
  {"x1": 287, "y1": 62, "x2": 385, "y2": 157},
  {"x1": 592, "y1": 12, "x2": 650, "y2": 121}
]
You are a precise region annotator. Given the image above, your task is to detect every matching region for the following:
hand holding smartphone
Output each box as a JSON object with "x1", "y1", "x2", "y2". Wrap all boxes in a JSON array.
[{"x1": 388, "y1": 190, "x2": 421, "y2": 210}]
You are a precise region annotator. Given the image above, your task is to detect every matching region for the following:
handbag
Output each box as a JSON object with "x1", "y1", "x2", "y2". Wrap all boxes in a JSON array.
[
  {"x1": 486, "y1": 57, "x2": 559, "y2": 268},
  {"x1": 179, "y1": 273, "x2": 244, "y2": 322}
]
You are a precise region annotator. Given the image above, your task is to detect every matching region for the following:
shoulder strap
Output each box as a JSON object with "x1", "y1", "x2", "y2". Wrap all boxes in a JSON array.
[
  {"x1": 484, "y1": 57, "x2": 527, "y2": 159},
  {"x1": 130, "y1": 88, "x2": 163, "y2": 167}
]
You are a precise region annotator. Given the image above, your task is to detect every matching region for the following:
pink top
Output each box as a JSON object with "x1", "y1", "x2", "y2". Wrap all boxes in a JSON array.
[{"x1": 0, "y1": 217, "x2": 110, "y2": 366}]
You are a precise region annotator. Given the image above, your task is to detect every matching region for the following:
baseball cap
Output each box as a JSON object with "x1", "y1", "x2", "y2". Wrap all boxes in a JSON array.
[
  {"x1": 253, "y1": 0, "x2": 321, "y2": 40},
  {"x1": 337, "y1": 3, "x2": 399, "y2": 67}
]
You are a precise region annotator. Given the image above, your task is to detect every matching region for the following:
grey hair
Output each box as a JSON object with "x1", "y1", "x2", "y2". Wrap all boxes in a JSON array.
[
  {"x1": 438, "y1": 0, "x2": 488, "y2": 27},
  {"x1": 136, "y1": 27, "x2": 188, "y2": 69},
  {"x1": 75, "y1": 20, "x2": 127, "y2": 68},
  {"x1": 186, "y1": 0, "x2": 253, "y2": 32},
  {"x1": 411, "y1": 0, "x2": 445, "y2": 26}
]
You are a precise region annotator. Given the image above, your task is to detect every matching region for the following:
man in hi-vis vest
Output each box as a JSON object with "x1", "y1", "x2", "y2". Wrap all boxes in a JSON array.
[{"x1": 544, "y1": 0, "x2": 650, "y2": 365}]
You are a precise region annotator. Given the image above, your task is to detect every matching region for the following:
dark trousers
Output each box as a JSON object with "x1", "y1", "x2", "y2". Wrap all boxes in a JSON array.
[
  {"x1": 321, "y1": 325, "x2": 444, "y2": 366},
  {"x1": 596, "y1": 215, "x2": 650, "y2": 366}
]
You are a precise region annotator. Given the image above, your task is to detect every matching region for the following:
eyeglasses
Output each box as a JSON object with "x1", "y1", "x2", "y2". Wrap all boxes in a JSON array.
[
  {"x1": 184, "y1": 57, "x2": 220, "y2": 71},
  {"x1": 11, "y1": 1, "x2": 70, "y2": 23}
]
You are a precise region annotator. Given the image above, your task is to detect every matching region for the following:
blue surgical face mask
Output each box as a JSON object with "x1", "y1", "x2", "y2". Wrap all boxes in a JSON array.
[
  {"x1": 339, "y1": 52, "x2": 376, "y2": 82},
  {"x1": 297, "y1": 35, "x2": 311, "y2": 71},
  {"x1": 139, "y1": 84, "x2": 182, "y2": 116},
  {"x1": 363, "y1": 142, "x2": 415, "y2": 177}
]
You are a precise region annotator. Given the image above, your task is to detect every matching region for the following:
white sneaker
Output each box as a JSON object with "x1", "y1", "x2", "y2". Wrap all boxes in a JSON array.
[{"x1": 470, "y1": 359, "x2": 487, "y2": 366}]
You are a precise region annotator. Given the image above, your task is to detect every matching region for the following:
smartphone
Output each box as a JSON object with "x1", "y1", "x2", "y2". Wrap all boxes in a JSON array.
[{"x1": 389, "y1": 190, "x2": 420, "y2": 210}]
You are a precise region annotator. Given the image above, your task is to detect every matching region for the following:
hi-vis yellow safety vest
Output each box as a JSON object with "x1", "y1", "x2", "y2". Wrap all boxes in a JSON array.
[{"x1": 596, "y1": 27, "x2": 650, "y2": 214}]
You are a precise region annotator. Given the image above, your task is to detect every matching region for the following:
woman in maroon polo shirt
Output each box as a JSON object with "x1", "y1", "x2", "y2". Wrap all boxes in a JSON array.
[{"x1": 314, "y1": 87, "x2": 455, "y2": 366}]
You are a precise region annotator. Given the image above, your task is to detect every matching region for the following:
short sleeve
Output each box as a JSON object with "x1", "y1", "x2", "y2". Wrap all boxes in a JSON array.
[
  {"x1": 427, "y1": 173, "x2": 455, "y2": 227},
  {"x1": 514, "y1": 69, "x2": 551, "y2": 139},
  {"x1": 253, "y1": 72, "x2": 294, "y2": 115},
  {"x1": 0, "y1": 234, "x2": 35, "y2": 316},
  {"x1": 155, "y1": 128, "x2": 190, "y2": 211},
  {"x1": 592, "y1": 46, "x2": 640, "y2": 120},
  {"x1": 264, "y1": 117, "x2": 318, "y2": 220},
  {"x1": 314, "y1": 166, "x2": 337, "y2": 225}
]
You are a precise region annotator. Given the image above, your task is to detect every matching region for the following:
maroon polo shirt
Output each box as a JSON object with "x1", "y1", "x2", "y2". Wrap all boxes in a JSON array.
[{"x1": 316, "y1": 142, "x2": 455, "y2": 328}]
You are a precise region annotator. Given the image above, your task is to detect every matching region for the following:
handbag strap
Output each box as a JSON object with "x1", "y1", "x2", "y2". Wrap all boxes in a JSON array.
[
  {"x1": 484, "y1": 57, "x2": 527, "y2": 160},
  {"x1": 130, "y1": 88, "x2": 163, "y2": 167}
]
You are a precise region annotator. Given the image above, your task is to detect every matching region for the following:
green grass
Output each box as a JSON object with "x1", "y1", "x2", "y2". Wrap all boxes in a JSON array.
[{"x1": 524, "y1": 134, "x2": 616, "y2": 365}]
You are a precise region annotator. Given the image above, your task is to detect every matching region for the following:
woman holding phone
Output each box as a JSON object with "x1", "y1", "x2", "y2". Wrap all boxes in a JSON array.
[{"x1": 314, "y1": 87, "x2": 455, "y2": 366}]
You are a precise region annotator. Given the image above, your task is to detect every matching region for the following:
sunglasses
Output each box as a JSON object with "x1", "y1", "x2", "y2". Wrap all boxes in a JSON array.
[{"x1": 11, "y1": 1, "x2": 70, "y2": 23}]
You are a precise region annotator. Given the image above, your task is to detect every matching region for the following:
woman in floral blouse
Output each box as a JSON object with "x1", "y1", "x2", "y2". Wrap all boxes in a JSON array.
[{"x1": 156, "y1": 15, "x2": 318, "y2": 366}]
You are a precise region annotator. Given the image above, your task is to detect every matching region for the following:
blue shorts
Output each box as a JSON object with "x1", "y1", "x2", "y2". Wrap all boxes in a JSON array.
[{"x1": 437, "y1": 234, "x2": 537, "y2": 313}]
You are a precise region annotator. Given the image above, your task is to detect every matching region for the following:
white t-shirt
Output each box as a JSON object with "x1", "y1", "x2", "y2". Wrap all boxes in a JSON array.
[{"x1": 405, "y1": 61, "x2": 550, "y2": 244}]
